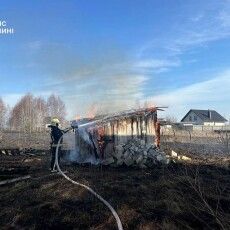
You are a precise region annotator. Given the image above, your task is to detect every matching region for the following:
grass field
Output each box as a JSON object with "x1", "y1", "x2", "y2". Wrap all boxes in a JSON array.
[{"x1": 0, "y1": 152, "x2": 230, "y2": 230}]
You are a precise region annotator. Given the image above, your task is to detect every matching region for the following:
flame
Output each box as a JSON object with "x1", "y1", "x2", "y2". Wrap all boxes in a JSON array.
[
  {"x1": 97, "y1": 126, "x2": 105, "y2": 158},
  {"x1": 141, "y1": 101, "x2": 156, "y2": 113},
  {"x1": 75, "y1": 115, "x2": 81, "y2": 121},
  {"x1": 143, "y1": 100, "x2": 155, "y2": 109},
  {"x1": 86, "y1": 104, "x2": 97, "y2": 119},
  {"x1": 97, "y1": 126, "x2": 105, "y2": 137}
]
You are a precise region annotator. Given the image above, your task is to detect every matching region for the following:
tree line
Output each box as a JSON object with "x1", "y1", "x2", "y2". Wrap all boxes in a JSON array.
[{"x1": 0, "y1": 94, "x2": 66, "y2": 132}]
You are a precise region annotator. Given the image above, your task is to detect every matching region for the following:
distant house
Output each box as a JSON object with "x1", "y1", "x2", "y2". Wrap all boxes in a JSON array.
[{"x1": 181, "y1": 109, "x2": 227, "y2": 126}]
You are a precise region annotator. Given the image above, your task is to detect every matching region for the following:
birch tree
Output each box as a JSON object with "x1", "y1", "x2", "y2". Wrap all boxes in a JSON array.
[
  {"x1": 0, "y1": 98, "x2": 7, "y2": 129},
  {"x1": 47, "y1": 94, "x2": 66, "y2": 124}
]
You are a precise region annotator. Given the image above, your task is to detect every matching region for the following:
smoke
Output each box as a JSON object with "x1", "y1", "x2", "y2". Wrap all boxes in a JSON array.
[
  {"x1": 67, "y1": 148, "x2": 100, "y2": 165},
  {"x1": 33, "y1": 42, "x2": 148, "y2": 119},
  {"x1": 64, "y1": 126, "x2": 100, "y2": 164}
]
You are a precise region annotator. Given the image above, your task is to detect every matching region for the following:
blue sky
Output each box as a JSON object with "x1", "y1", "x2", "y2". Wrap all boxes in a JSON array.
[{"x1": 0, "y1": 0, "x2": 230, "y2": 120}]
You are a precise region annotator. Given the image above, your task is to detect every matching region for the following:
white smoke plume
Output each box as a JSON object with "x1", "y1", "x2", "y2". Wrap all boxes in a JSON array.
[{"x1": 33, "y1": 42, "x2": 148, "y2": 119}]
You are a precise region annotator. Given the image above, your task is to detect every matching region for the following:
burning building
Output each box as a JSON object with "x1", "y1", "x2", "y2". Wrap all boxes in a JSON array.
[{"x1": 71, "y1": 107, "x2": 168, "y2": 167}]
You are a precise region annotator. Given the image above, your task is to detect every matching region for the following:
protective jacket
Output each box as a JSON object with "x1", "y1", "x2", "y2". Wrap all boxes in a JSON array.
[{"x1": 49, "y1": 125, "x2": 64, "y2": 145}]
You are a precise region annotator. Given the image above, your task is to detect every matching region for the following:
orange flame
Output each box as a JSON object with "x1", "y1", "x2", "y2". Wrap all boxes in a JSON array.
[
  {"x1": 86, "y1": 104, "x2": 97, "y2": 119},
  {"x1": 75, "y1": 115, "x2": 81, "y2": 121},
  {"x1": 97, "y1": 126, "x2": 105, "y2": 158}
]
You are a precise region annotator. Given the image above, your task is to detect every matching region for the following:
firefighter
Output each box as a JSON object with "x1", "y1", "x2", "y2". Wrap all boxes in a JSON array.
[{"x1": 48, "y1": 118, "x2": 64, "y2": 172}]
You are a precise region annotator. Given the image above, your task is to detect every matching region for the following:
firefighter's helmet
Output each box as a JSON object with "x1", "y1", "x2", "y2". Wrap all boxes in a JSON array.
[{"x1": 51, "y1": 117, "x2": 60, "y2": 126}]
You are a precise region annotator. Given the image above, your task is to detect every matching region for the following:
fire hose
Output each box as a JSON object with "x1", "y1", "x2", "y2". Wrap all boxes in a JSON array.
[{"x1": 54, "y1": 128, "x2": 123, "y2": 230}]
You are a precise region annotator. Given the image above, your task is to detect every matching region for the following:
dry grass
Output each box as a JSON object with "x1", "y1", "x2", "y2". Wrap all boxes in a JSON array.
[{"x1": 0, "y1": 154, "x2": 230, "y2": 229}]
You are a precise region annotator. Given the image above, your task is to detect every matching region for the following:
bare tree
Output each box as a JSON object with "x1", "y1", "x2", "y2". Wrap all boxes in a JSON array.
[
  {"x1": 0, "y1": 98, "x2": 7, "y2": 130},
  {"x1": 9, "y1": 94, "x2": 35, "y2": 132},
  {"x1": 34, "y1": 96, "x2": 47, "y2": 131},
  {"x1": 9, "y1": 93, "x2": 67, "y2": 131},
  {"x1": 47, "y1": 94, "x2": 66, "y2": 124}
]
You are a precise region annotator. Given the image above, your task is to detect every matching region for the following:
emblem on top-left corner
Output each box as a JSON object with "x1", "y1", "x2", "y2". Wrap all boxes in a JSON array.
[{"x1": 0, "y1": 20, "x2": 15, "y2": 35}]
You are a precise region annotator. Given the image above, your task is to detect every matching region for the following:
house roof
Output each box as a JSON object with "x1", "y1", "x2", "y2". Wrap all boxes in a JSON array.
[{"x1": 181, "y1": 109, "x2": 227, "y2": 122}]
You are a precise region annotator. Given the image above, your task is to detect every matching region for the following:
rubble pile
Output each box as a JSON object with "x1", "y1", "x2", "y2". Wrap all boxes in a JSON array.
[{"x1": 102, "y1": 138, "x2": 169, "y2": 168}]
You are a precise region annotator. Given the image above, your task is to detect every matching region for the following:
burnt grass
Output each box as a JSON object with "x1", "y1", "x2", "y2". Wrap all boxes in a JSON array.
[{"x1": 0, "y1": 154, "x2": 230, "y2": 230}]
